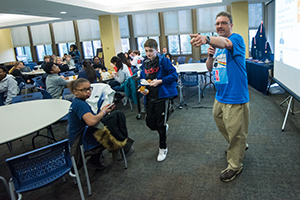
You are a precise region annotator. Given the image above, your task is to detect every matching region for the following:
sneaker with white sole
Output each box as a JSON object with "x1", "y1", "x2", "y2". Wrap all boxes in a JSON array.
[{"x1": 157, "y1": 148, "x2": 168, "y2": 162}]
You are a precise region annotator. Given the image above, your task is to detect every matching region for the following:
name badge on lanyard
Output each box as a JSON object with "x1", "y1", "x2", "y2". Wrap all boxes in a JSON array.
[{"x1": 213, "y1": 50, "x2": 228, "y2": 85}]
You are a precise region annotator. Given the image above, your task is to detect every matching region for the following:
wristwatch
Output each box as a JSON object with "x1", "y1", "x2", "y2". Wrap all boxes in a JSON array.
[{"x1": 206, "y1": 36, "x2": 211, "y2": 44}]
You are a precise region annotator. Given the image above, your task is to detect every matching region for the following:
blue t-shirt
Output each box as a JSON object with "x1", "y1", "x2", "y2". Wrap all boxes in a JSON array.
[
  {"x1": 78, "y1": 69, "x2": 101, "y2": 83},
  {"x1": 212, "y1": 33, "x2": 249, "y2": 104},
  {"x1": 68, "y1": 97, "x2": 97, "y2": 146}
]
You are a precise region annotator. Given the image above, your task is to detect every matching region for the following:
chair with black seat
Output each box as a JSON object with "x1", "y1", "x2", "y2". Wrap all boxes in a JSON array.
[
  {"x1": 11, "y1": 92, "x2": 43, "y2": 104},
  {"x1": 6, "y1": 139, "x2": 86, "y2": 200},
  {"x1": 179, "y1": 71, "x2": 201, "y2": 106},
  {"x1": 177, "y1": 56, "x2": 186, "y2": 64}
]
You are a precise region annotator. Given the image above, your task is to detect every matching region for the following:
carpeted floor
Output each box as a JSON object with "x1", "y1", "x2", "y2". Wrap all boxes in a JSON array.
[{"x1": 1, "y1": 83, "x2": 300, "y2": 200}]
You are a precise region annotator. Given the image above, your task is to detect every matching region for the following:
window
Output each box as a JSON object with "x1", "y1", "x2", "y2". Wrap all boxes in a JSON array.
[
  {"x1": 168, "y1": 35, "x2": 191, "y2": 55},
  {"x1": 249, "y1": 29, "x2": 257, "y2": 49},
  {"x1": 82, "y1": 40, "x2": 101, "y2": 59},
  {"x1": 200, "y1": 32, "x2": 218, "y2": 54},
  {"x1": 121, "y1": 38, "x2": 130, "y2": 52},
  {"x1": 15, "y1": 46, "x2": 32, "y2": 62},
  {"x1": 36, "y1": 45, "x2": 53, "y2": 61},
  {"x1": 137, "y1": 36, "x2": 160, "y2": 56},
  {"x1": 249, "y1": 3, "x2": 263, "y2": 50},
  {"x1": 58, "y1": 43, "x2": 73, "y2": 58}
]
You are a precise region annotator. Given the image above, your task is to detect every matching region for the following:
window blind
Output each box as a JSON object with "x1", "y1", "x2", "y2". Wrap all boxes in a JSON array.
[
  {"x1": 164, "y1": 10, "x2": 192, "y2": 35},
  {"x1": 52, "y1": 21, "x2": 75, "y2": 43},
  {"x1": 132, "y1": 12, "x2": 160, "y2": 37},
  {"x1": 30, "y1": 24, "x2": 52, "y2": 45},
  {"x1": 10, "y1": 26, "x2": 30, "y2": 47},
  {"x1": 119, "y1": 16, "x2": 130, "y2": 38},
  {"x1": 77, "y1": 19, "x2": 101, "y2": 41}
]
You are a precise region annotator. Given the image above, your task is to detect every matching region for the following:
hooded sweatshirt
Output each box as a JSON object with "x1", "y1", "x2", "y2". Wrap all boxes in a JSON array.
[{"x1": 0, "y1": 74, "x2": 18, "y2": 105}]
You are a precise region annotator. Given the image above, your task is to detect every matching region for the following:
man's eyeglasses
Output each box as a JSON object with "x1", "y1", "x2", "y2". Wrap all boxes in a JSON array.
[
  {"x1": 214, "y1": 21, "x2": 231, "y2": 26},
  {"x1": 75, "y1": 87, "x2": 93, "y2": 92}
]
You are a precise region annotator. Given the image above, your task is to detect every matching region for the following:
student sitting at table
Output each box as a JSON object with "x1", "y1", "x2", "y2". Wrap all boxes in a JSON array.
[
  {"x1": 54, "y1": 56, "x2": 69, "y2": 72},
  {"x1": 0, "y1": 66, "x2": 18, "y2": 105},
  {"x1": 92, "y1": 56, "x2": 107, "y2": 72},
  {"x1": 78, "y1": 59, "x2": 101, "y2": 83},
  {"x1": 109, "y1": 56, "x2": 130, "y2": 92},
  {"x1": 41, "y1": 55, "x2": 51, "y2": 69},
  {"x1": 65, "y1": 55, "x2": 75, "y2": 70},
  {"x1": 43, "y1": 62, "x2": 68, "y2": 99},
  {"x1": 9, "y1": 61, "x2": 32, "y2": 84},
  {"x1": 68, "y1": 78, "x2": 134, "y2": 170},
  {"x1": 117, "y1": 52, "x2": 133, "y2": 76}
]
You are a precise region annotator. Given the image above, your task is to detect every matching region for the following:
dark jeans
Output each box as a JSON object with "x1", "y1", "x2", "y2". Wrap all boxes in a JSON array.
[{"x1": 109, "y1": 80, "x2": 124, "y2": 92}]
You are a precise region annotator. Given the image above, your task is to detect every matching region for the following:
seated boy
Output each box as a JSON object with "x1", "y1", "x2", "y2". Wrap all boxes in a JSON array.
[
  {"x1": 43, "y1": 62, "x2": 68, "y2": 99},
  {"x1": 0, "y1": 66, "x2": 18, "y2": 105}
]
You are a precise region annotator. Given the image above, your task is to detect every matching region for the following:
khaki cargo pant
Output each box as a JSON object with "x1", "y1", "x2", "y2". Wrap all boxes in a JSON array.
[{"x1": 213, "y1": 99, "x2": 249, "y2": 170}]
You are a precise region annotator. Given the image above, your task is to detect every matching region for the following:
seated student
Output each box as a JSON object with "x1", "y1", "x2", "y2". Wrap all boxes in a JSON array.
[
  {"x1": 62, "y1": 53, "x2": 68, "y2": 62},
  {"x1": 127, "y1": 49, "x2": 134, "y2": 61},
  {"x1": 78, "y1": 59, "x2": 101, "y2": 83},
  {"x1": 92, "y1": 56, "x2": 107, "y2": 72},
  {"x1": 0, "y1": 66, "x2": 18, "y2": 105},
  {"x1": 117, "y1": 52, "x2": 133, "y2": 76},
  {"x1": 131, "y1": 50, "x2": 144, "y2": 67},
  {"x1": 54, "y1": 56, "x2": 69, "y2": 72},
  {"x1": 41, "y1": 55, "x2": 51, "y2": 69},
  {"x1": 65, "y1": 55, "x2": 75, "y2": 70},
  {"x1": 165, "y1": 53, "x2": 175, "y2": 65},
  {"x1": 68, "y1": 78, "x2": 134, "y2": 169},
  {"x1": 109, "y1": 56, "x2": 129, "y2": 92},
  {"x1": 43, "y1": 62, "x2": 68, "y2": 99},
  {"x1": 9, "y1": 61, "x2": 32, "y2": 84}
]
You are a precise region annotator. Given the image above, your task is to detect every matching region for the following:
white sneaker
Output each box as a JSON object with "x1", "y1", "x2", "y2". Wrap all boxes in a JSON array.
[{"x1": 157, "y1": 148, "x2": 168, "y2": 162}]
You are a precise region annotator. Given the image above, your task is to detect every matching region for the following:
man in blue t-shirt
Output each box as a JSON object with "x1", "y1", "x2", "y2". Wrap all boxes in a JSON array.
[{"x1": 190, "y1": 11, "x2": 249, "y2": 182}]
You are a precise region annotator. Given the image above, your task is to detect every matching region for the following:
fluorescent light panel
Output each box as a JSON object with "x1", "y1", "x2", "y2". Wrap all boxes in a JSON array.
[
  {"x1": 47, "y1": 0, "x2": 222, "y2": 13},
  {"x1": 0, "y1": 14, "x2": 60, "y2": 28}
]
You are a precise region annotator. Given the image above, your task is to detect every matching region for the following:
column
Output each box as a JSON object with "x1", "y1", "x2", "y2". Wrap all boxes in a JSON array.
[
  {"x1": 99, "y1": 15, "x2": 122, "y2": 70},
  {"x1": 231, "y1": 1, "x2": 249, "y2": 58},
  {"x1": 0, "y1": 29, "x2": 15, "y2": 63}
]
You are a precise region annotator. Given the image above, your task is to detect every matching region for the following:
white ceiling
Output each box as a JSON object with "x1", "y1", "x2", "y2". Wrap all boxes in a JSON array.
[{"x1": 0, "y1": 0, "x2": 269, "y2": 29}]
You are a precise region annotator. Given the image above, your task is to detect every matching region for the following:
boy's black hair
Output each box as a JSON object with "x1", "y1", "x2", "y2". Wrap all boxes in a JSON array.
[
  {"x1": 43, "y1": 62, "x2": 55, "y2": 74},
  {"x1": 165, "y1": 53, "x2": 172, "y2": 60},
  {"x1": 0, "y1": 66, "x2": 8, "y2": 73},
  {"x1": 144, "y1": 39, "x2": 158, "y2": 50}
]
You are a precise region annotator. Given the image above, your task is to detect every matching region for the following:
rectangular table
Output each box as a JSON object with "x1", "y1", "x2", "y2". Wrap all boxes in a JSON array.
[{"x1": 246, "y1": 60, "x2": 273, "y2": 94}]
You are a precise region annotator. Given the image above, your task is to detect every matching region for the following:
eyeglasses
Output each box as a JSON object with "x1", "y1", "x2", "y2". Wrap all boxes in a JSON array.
[
  {"x1": 214, "y1": 21, "x2": 231, "y2": 26},
  {"x1": 75, "y1": 87, "x2": 93, "y2": 92}
]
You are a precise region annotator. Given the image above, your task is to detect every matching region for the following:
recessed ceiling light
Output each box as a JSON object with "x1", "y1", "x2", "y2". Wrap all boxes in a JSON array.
[{"x1": 60, "y1": 11, "x2": 67, "y2": 14}]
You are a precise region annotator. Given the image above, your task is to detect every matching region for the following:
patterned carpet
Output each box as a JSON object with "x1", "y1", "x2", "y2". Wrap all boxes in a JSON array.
[{"x1": 1, "y1": 84, "x2": 300, "y2": 200}]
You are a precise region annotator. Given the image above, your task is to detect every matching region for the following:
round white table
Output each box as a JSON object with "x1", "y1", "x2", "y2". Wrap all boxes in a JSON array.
[
  {"x1": 176, "y1": 63, "x2": 208, "y2": 73},
  {"x1": 176, "y1": 63, "x2": 214, "y2": 107},
  {"x1": 0, "y1": 99, "x2": 71, "y2": 148}
]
